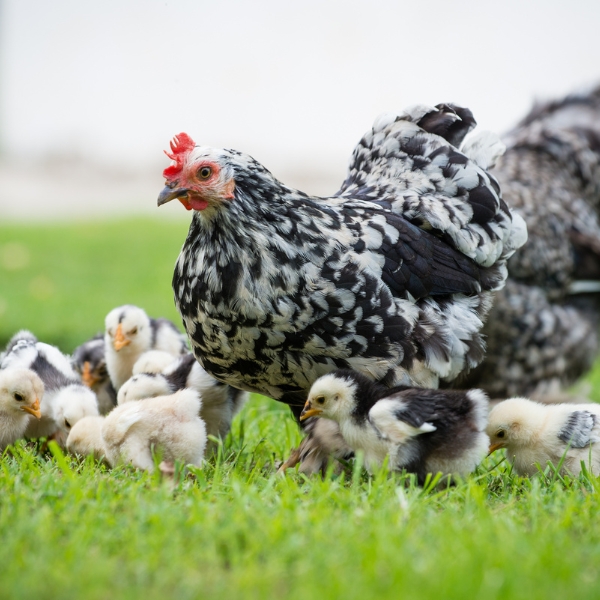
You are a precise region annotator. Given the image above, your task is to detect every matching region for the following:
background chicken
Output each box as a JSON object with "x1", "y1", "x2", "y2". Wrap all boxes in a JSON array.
[
  {"x1": 158, "y1": 103, "x2": 527, "y2": 470},
  {"x1": 457, "y1": 84, "x2": 600, "y2": 401}
]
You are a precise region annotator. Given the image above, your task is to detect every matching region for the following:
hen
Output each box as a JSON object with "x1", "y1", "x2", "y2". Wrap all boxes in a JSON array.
[
  {"x1": 458, "y1": 85, "x2": 600, "y2": 401},
  {"x1": 158, "y1": 103, "x2": 527, "y2": 471}
]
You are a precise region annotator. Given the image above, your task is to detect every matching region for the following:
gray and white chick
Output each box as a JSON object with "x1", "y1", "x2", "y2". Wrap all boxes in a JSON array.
[
  {"x1": 0, "y1": 368, "x2": 43, "y2": 450},
  {"x1": 118, "y1": 353, "x2": 247, "y2": 440},
  {"x1": 102, "y1": 388, "x2": 206, "y2": 472},
  {"x1": 487, "y1": 397, "x2": 600, "y2": 476},
  {"x1": 71, "y1": 333, "x2": 117, "y2": 414},
  {"x1": 300, "y1": 369, "x2": 489, "y2": 483},
  {"x1": 104, "y1": 305, "x2": 189, "y2": 391},
  {"x1": 1, "y1": 331, "x2": 99, "y2": 439}
]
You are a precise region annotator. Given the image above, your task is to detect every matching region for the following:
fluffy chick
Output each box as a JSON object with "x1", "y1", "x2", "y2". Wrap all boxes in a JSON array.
[
  {"x1": 104, "y1": 305, "x2": 188, "y2": 390},
  {"x1": 300, "y1": 369, "x2": 489, "y2": 483},
  {"x1": 487, "y1": 397, "x2": 600, "y2": 476},
  {"x1": 71, "y1": 333, "x2": 117, "y2": 414},
  {"x1": 66, "y1": 415, "x2": 106, "y2": 460},
  {"x1": 132, "y1": 350, "x2": 178, "y2": 375},
  {"x1": 118, "y1": 353, "x2": 247, "y2": 439},
  {"x1": 0, "y1": 368, "x2": 43, "y2": 450},
  {"x1": 1, "y1": 331, "x2": 99, "y2": 439},
  {"x1": 101, "y1": 388, "x2": 206, "y2": 472}
]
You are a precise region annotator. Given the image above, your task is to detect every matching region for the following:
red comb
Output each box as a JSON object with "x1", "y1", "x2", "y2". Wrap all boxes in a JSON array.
[{"x1": 163, "y1": 132, "x2": 196, "y2": 179}]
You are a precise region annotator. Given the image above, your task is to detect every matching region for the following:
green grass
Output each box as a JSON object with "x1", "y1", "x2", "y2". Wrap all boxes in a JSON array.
[{"x1": 2, "y1": 218, "x2": 600, "y2": 600}]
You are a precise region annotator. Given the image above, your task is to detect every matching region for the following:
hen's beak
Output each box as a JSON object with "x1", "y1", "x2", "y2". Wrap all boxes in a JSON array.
[
  {"x1": 22, "y1": 398, "x2": 41, "y2": 419},
  {"x1": 113, "y1": 323, "x2": 131, "y2": 351},
  {"x1": 299, "y1": 401, "x2": 323, "y2": 422},
  {"x1": 81, "y1": 361, "x2": 99, "y2": 388},
  {"x1": 488, "y1": 442, "x2": 506, "y2": 455},
  {"x1": 158, "y1": 185, "x2": 190, "y2": 207}
]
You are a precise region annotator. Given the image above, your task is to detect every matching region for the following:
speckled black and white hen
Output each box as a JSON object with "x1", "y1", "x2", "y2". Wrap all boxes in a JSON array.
[
  {"x1": 157, "y1": 103, "x2": 527, "y2": 471},
  {"x1": 457, "y1": 85, "x2": 600, "y2": 401}
]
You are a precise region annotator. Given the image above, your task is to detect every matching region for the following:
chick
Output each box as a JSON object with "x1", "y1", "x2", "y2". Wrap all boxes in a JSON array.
[
  {"x1": 300, "y1": 369, "x2": 489, "y2": 483},
  {"x1": 101, "y1": 389, "x2": 206, "y2": 471},
  {"x1": 487, "y1": 397, "x2": 600, "y2": 476},
  {"x1": 0, "y1": 368, "x2": 43, "y2": 450},
  {"x1": 66, "y1": 415, "x2": 106, "y2": 460},
  {"x1": 1, "y1": 331, "x2": 99, "y2": 439},
  {"x1": 104, "y1": 305, "x2": 189, "y2": 390},
  {"x1": 118, "y1": 353, "x2": 247, "y2": 440},
  {"x1": 132, "y1": 350, "x2": 178, "y2": 375},
  {"x1": 71, "y1": 333, "x2": 117, "y2": 415}
]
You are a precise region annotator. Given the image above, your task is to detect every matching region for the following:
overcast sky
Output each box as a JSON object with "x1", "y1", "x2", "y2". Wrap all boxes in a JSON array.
[{"x1": 2, "y1": 0, "x2": 600, "y2": 187}]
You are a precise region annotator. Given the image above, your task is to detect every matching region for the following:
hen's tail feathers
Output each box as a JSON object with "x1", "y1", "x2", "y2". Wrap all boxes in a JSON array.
[{"x1": 338, "y1": 102, "x2": 527, "y2": 274}]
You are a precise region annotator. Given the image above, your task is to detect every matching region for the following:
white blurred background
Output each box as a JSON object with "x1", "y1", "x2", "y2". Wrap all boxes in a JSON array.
[{"x1": 1, "y1": 0, "x2": 599, "y2": 220}]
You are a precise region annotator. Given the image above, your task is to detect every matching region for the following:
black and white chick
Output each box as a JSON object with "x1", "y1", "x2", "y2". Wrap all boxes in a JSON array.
[
  {"x1": 71, "y1": 333, "x2": 117, "y2": 414},
  {"x1": 0, "y1": 368, "x2": 43, "y2": 450},
  {"x1": 104, "y1": 305, "x2": 189, "y2": 391},
  {"x1": 1, "y1": 331, "x2": 99, "y2": 439},
  {"x1": 487, "y1": 397, "x2": 600, "y2": 476},
  {"x1": 300, "y1": 369, "x2": 490, "y2": 483},
  {"x1": 117, "y1": 353, "x2": 247, "y2": 440},
  {"x1": 158, "y1": 102, "x2": 526, "y2": 472}
]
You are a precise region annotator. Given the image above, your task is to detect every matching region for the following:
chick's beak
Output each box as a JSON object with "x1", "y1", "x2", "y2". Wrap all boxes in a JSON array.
[
  {"x1": 22, "y1": 398, "x2": 41, "y2": 419},
  {"x1": 113, "y1": 323, "x2": 130, "y2": 351},
  {"x1": 157, "y1": 185, "x2": 190, "y2": 207},
  {"x1": 488, "y1": 442, "x2": 506, "y2": 455},
  {"x1": 81, "y1": 361, "x2": 98, "y2": 387},
  {"x1": 299, "y1": 401, "x2": 323, "y2": 422}
]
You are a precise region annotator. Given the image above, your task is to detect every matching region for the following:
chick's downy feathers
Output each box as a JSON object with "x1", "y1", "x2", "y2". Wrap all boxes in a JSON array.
[
  {"x1": 487, "y1": 397, "x2": 600, "y2": 476},
  {"x1": 301, "y1": 369, "x2": 489, "y2": 482}
]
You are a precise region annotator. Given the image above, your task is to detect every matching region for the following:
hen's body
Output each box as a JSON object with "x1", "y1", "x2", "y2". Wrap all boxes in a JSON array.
[
  {"x1": 160, "y1": 103, "x2": 526, "y2": 467},
  {"x1": 459, "y1": 85, "x2": 600, "y2": 400}
]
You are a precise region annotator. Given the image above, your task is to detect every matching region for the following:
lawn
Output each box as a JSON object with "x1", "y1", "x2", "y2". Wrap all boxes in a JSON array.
[{"x1": 1, "y1": 218, "x2": 600, "y2": 600}]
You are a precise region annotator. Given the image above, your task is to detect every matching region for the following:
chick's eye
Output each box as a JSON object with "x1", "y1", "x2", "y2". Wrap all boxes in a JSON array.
[
  {"x1": 129, "y1": 327, "x2": 138, "y2": 335},
  {"x1": 315, "y1": 395, "x2": 325, "y2": 405},
  {"x1": 198, "y1": 166, "x2": 212, "y2": 180},
  {"x1": 65, "y1": 419, "x2": 71, "y2": 429},
  {"x1": 496, "y1": 430, "x2": 505, "y2": 439},
  {"x1": 14, "y1": 393, "x2": 24, "y2": 402}
]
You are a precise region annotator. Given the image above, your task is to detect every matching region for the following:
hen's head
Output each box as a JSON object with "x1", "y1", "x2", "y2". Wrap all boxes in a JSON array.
[{"x1": 158, "y1": 133, "x2": 237, "y2": 211}]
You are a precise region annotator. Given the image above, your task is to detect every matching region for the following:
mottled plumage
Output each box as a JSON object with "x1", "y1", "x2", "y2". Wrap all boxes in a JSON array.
[
  {"x1": 487, "y1": 397, "x2": 600, "y2": 476},
  {"x1": 158, "y1": 103, "x2": 526, "y2": 470},
  {"x1": 300, "y1": 369, "x2": 489, "y2": 482},
  {"x1": 459, "y1": 85, "x2": 600, "y2": 400}
]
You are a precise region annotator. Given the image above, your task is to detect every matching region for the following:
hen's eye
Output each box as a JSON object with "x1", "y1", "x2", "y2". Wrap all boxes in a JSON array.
[
  {"x1": 198, "y1": 167, "x2": 212, "y2": 180},
  {"x1": 497, "y1": 430, "x2": 506, "y2": 438},
  {"x1": 14, "y1": 392, "x2": 24, "y2": 402}
]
